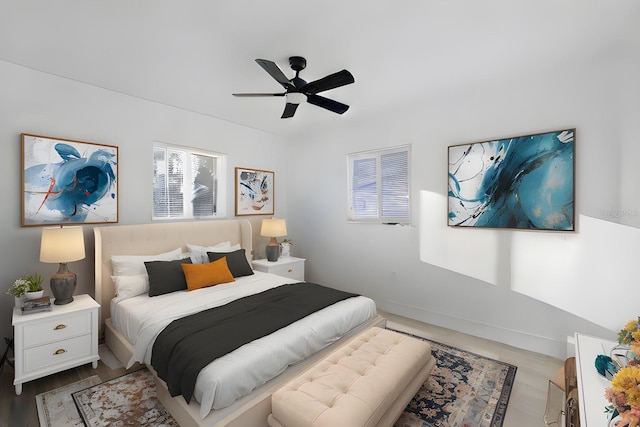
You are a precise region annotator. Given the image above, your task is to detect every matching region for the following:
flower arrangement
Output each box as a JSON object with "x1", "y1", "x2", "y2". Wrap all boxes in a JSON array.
[
  {"x1": 605, "y1": 317, "x2": 640, "y2": 427},
  {"x1": 6, "y1": 273, "x2": 44, "y2": 297},
  {"x1": 618, "y1": 318, "x2": 640, "y2": 356}
]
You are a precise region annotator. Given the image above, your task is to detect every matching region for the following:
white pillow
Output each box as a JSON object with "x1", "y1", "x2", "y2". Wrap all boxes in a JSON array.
[
  {"x1": 112, "y1": 274, "x2": 149, "y2": 299},
  {"x1": 186, "y1": 241, "x2": 233, "y2": 264},
  {"x1": 111, "y1": 247, "x2": 184, "y2": 276}
]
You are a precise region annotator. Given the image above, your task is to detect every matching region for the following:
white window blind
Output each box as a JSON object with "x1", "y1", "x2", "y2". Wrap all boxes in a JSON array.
[
  {"x1": 347, "y1": 145, "x2": 411, "y2": 223},
  {"x1": 153, "y1": 144, "x2": 226, "y2": 220}
]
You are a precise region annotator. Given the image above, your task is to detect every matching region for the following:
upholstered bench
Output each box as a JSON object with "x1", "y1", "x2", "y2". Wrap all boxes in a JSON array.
[{"x1": 267, "y1": 327, "x2": 436, "y2": 427}]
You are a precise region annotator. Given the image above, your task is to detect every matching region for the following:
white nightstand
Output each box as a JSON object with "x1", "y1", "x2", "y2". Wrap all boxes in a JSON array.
[
  {"x1": 12, "y1": 294, "x2": 100, "y2": 395},
  {"x1": 252, "y1": 256, "x2": 305, "y2": 281}
]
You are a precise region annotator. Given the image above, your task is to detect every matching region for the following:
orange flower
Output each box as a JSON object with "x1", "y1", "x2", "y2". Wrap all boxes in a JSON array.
[
  {"x1": 632, "y1": 342, "x2": 640, "y2": 357},
  {"x1": 619, "y1": 407, "x2": 640, "y2": 427},
  {"x1": 610, "y1": 367, "x2": 640, "y2": 410}
]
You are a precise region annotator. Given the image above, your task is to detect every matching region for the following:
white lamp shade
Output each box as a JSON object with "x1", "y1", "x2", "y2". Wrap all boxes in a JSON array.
[
  {"x1": 40, "y1": 226, "x2": 86, "y2": 263},
  {"x1": 261, "y1": 218, "x2": 287, "y2": 238}
]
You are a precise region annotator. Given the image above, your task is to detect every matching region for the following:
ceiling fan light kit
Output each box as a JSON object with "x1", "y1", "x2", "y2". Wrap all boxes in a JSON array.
[
  {"x1": 232, "y1": 56, "x2": 354, "y2": 119},
  {"x1": 285, "y1": 92, "x2": 307, "y2": 105}
]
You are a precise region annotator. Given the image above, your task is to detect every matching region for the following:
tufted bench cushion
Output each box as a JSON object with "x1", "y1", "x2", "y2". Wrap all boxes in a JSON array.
[{"x1": 267, "y1": 327, "x2": 435, "y2": 427}]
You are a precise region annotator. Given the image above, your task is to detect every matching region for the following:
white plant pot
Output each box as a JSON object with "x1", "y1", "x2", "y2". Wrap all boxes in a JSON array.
[
  {"x1": 25, "y1": 290, "x2": 44, "y2": 300},
  {"x1": 281, "y1": 243, "x2": 291, "y2": 258},
  {"x1": 14, "y1": 295, "x2": 26, "y2": 308}
]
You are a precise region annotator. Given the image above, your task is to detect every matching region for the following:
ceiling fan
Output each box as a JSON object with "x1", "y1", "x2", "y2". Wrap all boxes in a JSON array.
[{"x1": 232, "y1": 56, "x2": 355, "y2": 119}]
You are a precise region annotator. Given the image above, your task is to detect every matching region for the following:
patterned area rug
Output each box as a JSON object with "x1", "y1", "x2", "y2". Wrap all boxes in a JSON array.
[
  {"x1": 37, "y1": 335, "x2": 515, "y2": 427},
  {"x1": 393, "y1": 330, "x2": 517, "y2": 427},
  {"x1": 72, "y1": 369, "x2": 178, "y2": 427},
  {"x1": 36, "y1": 376, "x2": 102, "y2": 427}
]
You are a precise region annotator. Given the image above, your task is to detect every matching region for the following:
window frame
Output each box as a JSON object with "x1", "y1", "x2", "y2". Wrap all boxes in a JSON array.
[
  {"x1": 347, "y1": 144, "x2": 412, "y2": 224},
  {"x1": 152, "y1": 142, "x2": 227, "y2": 221}
]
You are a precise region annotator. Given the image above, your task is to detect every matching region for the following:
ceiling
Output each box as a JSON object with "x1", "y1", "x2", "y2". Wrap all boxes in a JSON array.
[{"x1": 1, "y1": 1, "x2": 638, "y2": 136}]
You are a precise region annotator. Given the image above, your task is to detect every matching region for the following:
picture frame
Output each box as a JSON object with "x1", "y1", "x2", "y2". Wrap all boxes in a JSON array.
[
  {"x1": 235, "y1": 167, "x2": 274, "y2": 216},
  {"x1": 22, "y1": 133, "x2": 119, "y2": 227},
  {"x1": 447, "y1": 128, "x2": 575, "y2": 231}
]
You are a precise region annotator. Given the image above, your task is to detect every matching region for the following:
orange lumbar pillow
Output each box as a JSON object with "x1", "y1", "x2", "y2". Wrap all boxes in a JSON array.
[{"x1": 182, "y1": 257, "x2": 235, "y2": 291}]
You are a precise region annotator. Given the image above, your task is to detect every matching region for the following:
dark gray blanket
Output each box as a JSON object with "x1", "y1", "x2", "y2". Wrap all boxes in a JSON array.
[{"x1": 151, "y1": 282, "x2": 358, "y2": 402}]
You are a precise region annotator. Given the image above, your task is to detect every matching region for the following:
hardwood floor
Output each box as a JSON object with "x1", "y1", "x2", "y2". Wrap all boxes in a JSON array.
[{"x1": 0, "y1": 313, "x2": 564, "y2": 427}]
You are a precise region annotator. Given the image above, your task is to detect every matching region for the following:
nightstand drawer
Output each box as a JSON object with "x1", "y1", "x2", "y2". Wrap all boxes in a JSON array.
[
  {"x1": 22, "y1": 311, "x2": 92, "y2": 348},
  {"x1": 252, "y1": 257, "x2": 306, "y2": 281},
  {"x1": 23, "y1": 334, "x2": 93, "y2": 373},
  {"x1": 267, "y1": 263, "x2": 304, "y2": 281}
]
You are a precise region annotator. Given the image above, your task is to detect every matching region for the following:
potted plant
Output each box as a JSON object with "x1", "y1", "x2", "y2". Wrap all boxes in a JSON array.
[
  {"x1": 24, "y1": 273, "x2": 44, "y2": 299},
  {"x1": 7, "y1": 273, "x2": 44, "y2": 306}
]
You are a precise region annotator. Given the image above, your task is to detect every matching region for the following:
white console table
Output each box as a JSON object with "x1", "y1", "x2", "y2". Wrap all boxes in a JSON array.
[{"x1": 574, "y1": 333, "x2": 617, "y2": 426}]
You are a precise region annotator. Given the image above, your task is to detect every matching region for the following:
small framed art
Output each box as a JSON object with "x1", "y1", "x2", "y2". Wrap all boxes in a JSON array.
[
  {"x1": 448, "y1": 128, "x2": 575, "y2": 231},
  {"x1": 22, "y1": 133, "x2": 118, "y2": 226},
  {"x1": 235, "y1": 167, "x2": 274, "y2": 216}
]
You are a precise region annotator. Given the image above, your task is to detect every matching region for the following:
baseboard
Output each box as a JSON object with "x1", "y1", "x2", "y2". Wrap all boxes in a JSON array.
[{"x1": 377, "y1": 300, "x2": 567, "y2": 359}]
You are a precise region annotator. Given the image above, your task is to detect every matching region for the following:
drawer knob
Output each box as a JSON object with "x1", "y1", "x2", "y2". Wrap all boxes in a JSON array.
[
  {"x1": 288, "y1": 269, "x2": 293, "y2": 273},
  {"x1": 54, "y1": 349, "x2": 67, "y2": 355},
  {"x1": 54, "y1": 324, "x2": 67, "y2": 330}
]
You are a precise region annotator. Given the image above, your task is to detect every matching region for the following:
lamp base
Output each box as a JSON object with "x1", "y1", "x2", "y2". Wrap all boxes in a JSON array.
[
  {"x1": 50, "y1": 263, "x2": 76, "y2": 305},
  {"x1": 265, "y1": 243, "x2": 280, "y2": 262}
]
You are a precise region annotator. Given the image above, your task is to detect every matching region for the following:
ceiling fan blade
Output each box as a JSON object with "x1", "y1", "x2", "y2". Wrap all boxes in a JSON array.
[
  {"x1": 301, "y1": 70, "x2": 354, "y2": 95},
  {"x1": 281, "y1": 102, "x2": 299, "y2": 119},
  {"x1": 232, "y1": 93, "x2": 286, "y2": 97},
  {"x1": 255, "y1": 59, "x2": 291, "y2": 89},
  {"x1": 307, "y1": 94, "x2": 350, "y2": 115}
]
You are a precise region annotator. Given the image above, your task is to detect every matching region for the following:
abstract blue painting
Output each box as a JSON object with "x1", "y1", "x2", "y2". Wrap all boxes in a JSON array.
[
  {"x1": 448, "y1": 129, "x2": 574, "y2": 230},
  {"x1": 22, "y1": 134, "x2": 118, "y2": 226},
  {"x1": 235, "y1": 167, "x2": 274, "y2": 216}
]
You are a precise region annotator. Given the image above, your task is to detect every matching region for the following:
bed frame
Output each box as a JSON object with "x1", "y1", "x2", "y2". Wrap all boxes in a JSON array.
[{"x1": 94, "y1": 219, "x2": 385, "y2": 427}]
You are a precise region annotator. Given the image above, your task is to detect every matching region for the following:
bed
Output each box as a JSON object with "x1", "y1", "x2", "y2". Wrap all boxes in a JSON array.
[{"x1": 94, "y1": 219, "x2": 385, "y2": 427}]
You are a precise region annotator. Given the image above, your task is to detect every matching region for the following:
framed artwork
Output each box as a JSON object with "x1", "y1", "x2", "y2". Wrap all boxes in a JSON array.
[
  {"x1": 235, "y1": 167, "x2": 274, "y2": 216},
  {"x1": 22, "y1": 133, "x2": 118, "y2": 227},
  {"x1": 448, "y1": 128, "x2": 575, "y2": 231}
]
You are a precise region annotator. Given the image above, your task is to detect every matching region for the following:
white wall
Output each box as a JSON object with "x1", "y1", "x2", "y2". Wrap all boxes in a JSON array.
[
  {"x1": 0, "y1": 60, "x2": 287, "y2": 343},
  {"x1": 284, "y1": 36, "x2": 639, "y2": 358}
]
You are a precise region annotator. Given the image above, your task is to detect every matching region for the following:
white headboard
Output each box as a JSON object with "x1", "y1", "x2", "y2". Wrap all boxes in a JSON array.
[{"x1": 94, "y1": 220, "x2": 253, "y2": 330}]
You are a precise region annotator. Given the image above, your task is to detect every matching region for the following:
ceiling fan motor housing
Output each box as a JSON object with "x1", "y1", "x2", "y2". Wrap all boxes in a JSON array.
[{"x1": 289, "y1": 56, "x2": 307, "y2": 72}]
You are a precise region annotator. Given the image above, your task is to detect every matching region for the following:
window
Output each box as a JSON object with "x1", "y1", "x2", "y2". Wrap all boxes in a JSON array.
[
  {"x1": 347, "y1": 145, "x2": 411, "y2": 223},
  {"x1": 152, "y1": 143, "x2": 226, "y2": 220}
]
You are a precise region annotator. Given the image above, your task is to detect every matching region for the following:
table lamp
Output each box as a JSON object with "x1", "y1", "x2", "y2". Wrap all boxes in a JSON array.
[
  {"x1": 40, "y1": 226, "x2": 86, "y2": 305},
  {"x1": 261, "y1": 218, "x2": 287, "y2": 262}
]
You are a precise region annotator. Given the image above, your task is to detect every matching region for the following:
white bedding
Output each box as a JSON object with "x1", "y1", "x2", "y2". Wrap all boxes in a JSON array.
[{"x1": 110, "y1": 271, "x2": 377, "y2": 418}]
